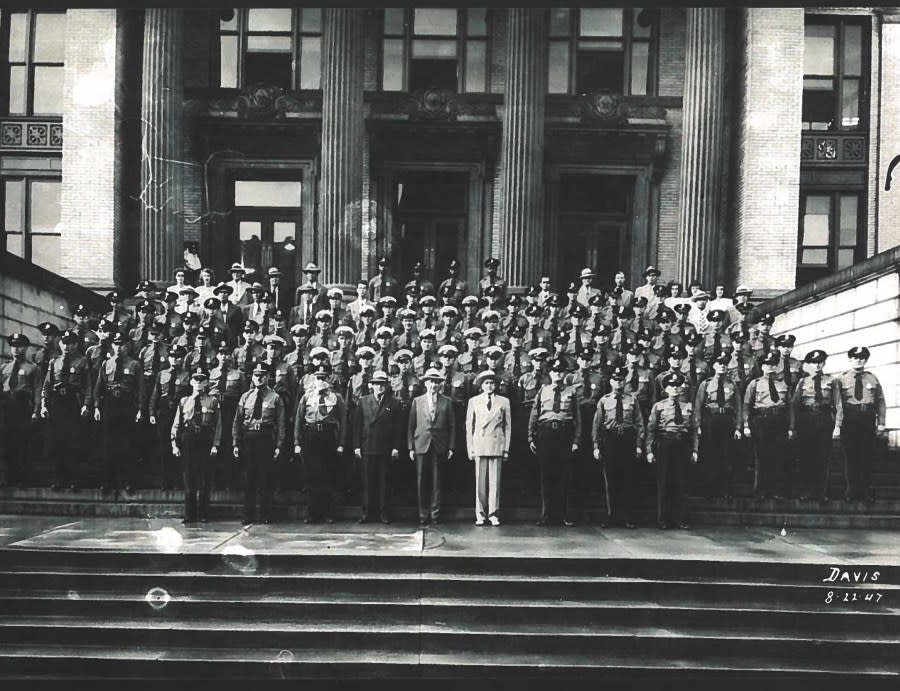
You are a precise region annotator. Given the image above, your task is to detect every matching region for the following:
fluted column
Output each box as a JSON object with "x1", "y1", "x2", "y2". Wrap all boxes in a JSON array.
[
  {"x1": 139, "y1": 8, "x2": 184, "y2": 284},
  {"x1": 499, "y1": 8, "x2": 547, "y2": 290},
  {"x1": 676, "y1": 7, "x2": 726, "y2": 287},
  {"x1": 319, "y1": 8, "x2": 365, "y2": 287}
]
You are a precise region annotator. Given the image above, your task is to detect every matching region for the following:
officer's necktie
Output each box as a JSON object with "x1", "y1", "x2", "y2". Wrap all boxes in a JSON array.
[
  {"x1": 472, "y1": 352, "x2": 480, "y2": 372},
  {"x1": 167, "y1": 368, "x2": 176, "y2": 400},
  {"x1": 362, "y1": 372, "x2": 371, "y2": 396},
  {"x1": 690, "y1": 363, "x2": 697, "y2": 389},
  {"x1": 716, "y1": 375, "x2": 725, "y2": 407},
  {"x1": 486, "y1": 393, "x2": 492, "y2": 411},
  {"x1": 318, "y1": 391, "x2": 327, "y2": 418},
  {"x1": 737, "y1": 353, "x2": 745, "y2": 381},
  {"x1": 768, "y1": 375, "x2": 779, "y2": 403},
  {"x1": 152, "y1": 344, "x2": 162, "y2": 375},
  {"x1": 489, "y1": 333, "x2": 496, "y2": 347},
  {"x1": 582, "y1": 370, "x2": 590, "y2": 401},
  {"x1": 252, "y1": 389, "x2": 263, "y2": 420},
  {"x1": 673, "y1": 397, "x2": 683, "y2": 425},
  {"x1": 552, "y1": 385, "x2": 561, "y2": 413},
  {"x1": 443, "y1": 373, "x2": 452, "y2": 396},
  {"x1": 784, "y1": 364, "x2": 792, "y2": 391},
  {"x1": 814, "y1": 374, "x2": 823, "y2": 405},
  {"x1": 662, "y1": 333, "x2": 670, "y2": 353},
  {"x1": 218, "y1": 365, "x2": 228, "y2": 397},
  {"x1": 113, "y1": 357, "x2": 122, "y2": 383},
  {"x1": 191, "y1": 394, "x2": 201, "y2": 423},
  {"x1": 854, "y1": 372, "x2": 863, "y2": 401},
  {"x1": 615, "y1": 393, "x2": 623, "y2": 424},
  {"x1": 8, "y1": 360, "x2": 20, "y2": 391},
  {"x1": 400, "y1": 376, "x2": 409, "y2": 402},
  {"x1": 530, "y1": 330, "x2": 538, "y2": 350},
  {"x1": 61, "y1": 355, "x2": 70, "y2": 384},
  {"x1": 713, "y1": 333, "x2": 722, "y2": 359},
  {"x1": 512, "y1": 351, "x2": 521, "y2": 381},
  {"x1": 630, "y1": 368, "x2": 638, "y2": 392}
]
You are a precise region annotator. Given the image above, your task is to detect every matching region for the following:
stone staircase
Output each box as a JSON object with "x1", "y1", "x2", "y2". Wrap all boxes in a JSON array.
[{"x1": 0, "y1": 547, "x2": 897, "y2": 679}]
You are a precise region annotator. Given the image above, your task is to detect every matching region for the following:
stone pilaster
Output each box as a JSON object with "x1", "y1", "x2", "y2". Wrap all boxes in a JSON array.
[
  {"x1": 675, "y1": 7, "x2": 726, "y2": 287},
  {"x1": 498, "y1": 8, "x2": 547, "y2": 290},
  {"x1": 139, "y1": 8, "x2": 184, "y2": 284},
  {"x1": 319, "y1": 8, "x2": 365, "y2": 287}
]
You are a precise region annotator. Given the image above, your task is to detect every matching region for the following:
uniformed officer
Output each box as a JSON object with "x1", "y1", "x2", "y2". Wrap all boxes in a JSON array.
[
  {"x1": 294, "y1": 362, "x2": 347, "y2": 524},
  {"x1": 623, "y1": 343, "x2": 654, "y2": 421},
  {"x1": 438, "y1": 259, "x2": 467, "y2": 306},
  {"x1": 694, "y1": 352, "x2": 744, "y2": 499},
  {"x1": 701, "y1": 309, "x2": 732, "y2": 364},
  {"x1": 233, "y1": 361, "x2": 286, "y2": 526},
  {"x1": 646, "y1": 371, "x2": 699, "y2": 529},
  {"x1": 479, "y1": 257, "x2": 507, "y2": 301},
  {"x1": 210, "y1": 340, "x2": 247, "y2": 491},
  {"x1": 502, "y1": 325, "x2": 531, "y2": 382},
  {"x1": 2, "y1": 333, "x2": 42, "y2": 486},
  {"x1": 40, "y1": 329, "x2": 91, "y2": 489},
  {"x1": 775, "y1": 334, "x2": 802, "y2": 396},
  {"x1": 727, "y1": 329, "x2": 758, "y2": 393},
  {"x1": 368, "y1": 255, "x2": 401, "y2": 302},
  {"x1": 458, "y1": 327, "x2": 486, "y2": 374},
  {"x1": 34, "y1": 321, "x2": 61, "y2": 382},
  {"x1": 743, "y1": 350, "x2": 791, "y2": 499},
  {"x1": 838, "y1": 346, "x2": 887, "y2": 502},
  {"x1": 233, "y1": 320, "x2": 265, "y2": 375},
  {"x1": 171, "y1": 371, "x2": 222, "y2": 524},
  {"x1": 148, "y1": 345, "x2": 191, "y2": 490},
  {"x1": 73, "y1": 304, "x2": 101, "y2": 356},
  {"x1": 284, "y1": 323, "x2": 311, "y2": 385},
  {"x1": 528, "y1": 357, "x2": 582, "y2": 527},
  {"x1": 92, "y1": 332, "x2": 144, "y2": 493},
  {"x1": 593, "y1": 365, "x2": 645, "y2": 527},
  {"x1": 565, "y1": 346, "x2": 607, "y2": 519},
  {"x1": 347, "y1": 346, "x2": 376, "y2": 408},
  {"x1": 522, "y1": 304, "x2": 551, "y2": 352},
  {"x1": 789, "y1": 349, "x2": 842, "y2": 501},
  {"x1": 413, "y1": 330, "x2": 439, "y2": 377}
]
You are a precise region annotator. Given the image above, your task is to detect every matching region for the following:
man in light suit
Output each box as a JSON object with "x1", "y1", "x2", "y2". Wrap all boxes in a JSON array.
[
  {"x1": 407, "y1": 368, "x2": 456, "y2": 526},
  {"x1": 351, "y1": 370, "x2": 402, "y2": 524},
  {"x1": 466, "y1": 370, "x2": 511, "y2": 526}
]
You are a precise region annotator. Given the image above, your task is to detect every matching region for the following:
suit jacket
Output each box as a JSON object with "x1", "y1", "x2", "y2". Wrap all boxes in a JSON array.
[
  {"x1": 466, "y1": 393, "x2": 512, "y2": 458},
  {"x1": 351, "y1": 392, "x2": 403, "y2": 454},
  {"x1": 407, "y1": 393, "x2": 455, "y2": 455}
]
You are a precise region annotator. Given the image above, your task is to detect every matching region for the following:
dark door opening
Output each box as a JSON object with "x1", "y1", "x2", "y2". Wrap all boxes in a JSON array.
[
  {"x1": 392, "y1": 171, "x2": 467, "y2": 286},
  {"x1": 556, "y1": 174, "x2": 632, "y2": 291}
]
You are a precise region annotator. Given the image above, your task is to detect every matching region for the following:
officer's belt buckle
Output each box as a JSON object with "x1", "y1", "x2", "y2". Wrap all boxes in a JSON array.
[{"x1": 248, "y1": 421, "x2": 262, "y2": 431}]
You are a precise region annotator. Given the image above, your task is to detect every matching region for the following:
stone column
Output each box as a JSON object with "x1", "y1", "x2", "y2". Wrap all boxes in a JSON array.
[
  {"x1": 319, "y1": 8, "x2": 365, "y2": 287},
  {"x1": 675, "y1": 7, "x2": 726, "y2": 287},
  {"x1": 139, "y1": 8, "x2": 184, "y2": 284},
  {"x1": 499, "y1": 8, "x2": 547, "y2": 290}
]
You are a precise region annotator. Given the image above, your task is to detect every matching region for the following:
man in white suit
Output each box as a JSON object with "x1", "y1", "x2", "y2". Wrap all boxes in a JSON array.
[{"x1": 466, "y1": 370, "x2": 512, "y2": 526}]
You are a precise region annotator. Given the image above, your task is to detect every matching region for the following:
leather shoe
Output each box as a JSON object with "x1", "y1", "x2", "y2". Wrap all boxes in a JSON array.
[
  {"x1": 324, "y1": 516, "x2": 335, "y2": 524},
  {"x1": 357, "y1": 516, "x2": 370, "y2": 524},
  {"x1": 489, "y1": 516, "x2": 500, "y2": 527},
  {"x1": 677, "y1": 522, "x2": 689, "y2": 530},
  {"x1": 418, "y1": 518, "x2": 429, "y2": 527},
  {"x1": 657, "y1": 522, "x2": 668, "y2": 530},
  {"x1": 563, "y1": 520, "x2": 576, "y2": 527},
  {"x1": 535, "y1": 519, "x2": 549, "y2": 527},
  {"x1": 475, "y1": 518, "x2": 485, "y2": 526},
  {"x1": 431, "y1": 518, "x2": 440, "y2": 525},
  {"x1": 380, "y1": 516, "x2": 391, "y2": 525},
  {"x1": 625, "y1": 521, "x2": 636, "y2": 529}
]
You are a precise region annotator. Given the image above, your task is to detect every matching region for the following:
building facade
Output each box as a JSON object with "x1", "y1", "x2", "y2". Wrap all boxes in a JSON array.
[{"x1": 2, "y1": 7, "x2": 899, "y2": 299}]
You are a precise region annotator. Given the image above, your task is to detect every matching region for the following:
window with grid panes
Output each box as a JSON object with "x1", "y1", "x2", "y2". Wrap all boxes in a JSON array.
[
  {"x1": 381, "y1": 8, "x2": 488, "y2": 92},
  {"x1": 3, "y1": 176, "x2": 62, "y2": 273},
  {"x1": 802, "y1": 17, "x2": 868, "y2": 131},
  {"x1": 796, "y1": 191, "x2": 863, "y2": 286},
  {"x1": 1, "y1": 10, "x2": 66, "y2": 115},
  {"x1": 217, "y1": 8, "x2": 322, "y2": 90},
  {"x1": 547, "y1": 7, "x2": 654, "y2": 95}
]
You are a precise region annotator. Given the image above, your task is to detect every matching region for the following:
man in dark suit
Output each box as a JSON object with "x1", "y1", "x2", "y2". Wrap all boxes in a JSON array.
[
  {"x1": 407, "y1": 367, "x2": 456, "y2": 525},
  {"x1": 351, "y1": 370, "x2": 402, "y2": 524},
  {"x1": 293, "y1": 262, "x2": 329, "y2": 313}
]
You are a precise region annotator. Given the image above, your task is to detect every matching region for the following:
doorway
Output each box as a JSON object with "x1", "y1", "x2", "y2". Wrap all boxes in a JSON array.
[
  {"x1": 556, "y1": 174, "x2": 632, "y2": 291},
  {"x1": 391, "y1": 171, "x2": 468, "y2": 286}
]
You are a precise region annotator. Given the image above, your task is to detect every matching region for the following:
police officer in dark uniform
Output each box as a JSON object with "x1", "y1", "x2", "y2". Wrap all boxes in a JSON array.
[
  {"x1": 294, "y1": 362, "x2": 347, "y2": 524},
  {"x1": 694, "y1": 352, "x2": 744, "y2": 499},
  {"x1": 233, "y1": 361, "x2": 286, "y2": 526},
  {"x1": 92, "y1": 332, "x2": 145, "y2": 493},
  {"x1": 148, "y1": 345, "x2": 191, "y2": 490},
  {"x1": 40, "y1": 329, "x2": 91, "y2": 489},
  {"x1": 838, "y1": 346, "x2": 887, "y2": 502},
  {"x1": 210, "y1": 340, "x2": 247, "y2": 491},
  {"x1": 565, "y1": 346, "x2": 606, "y2": 520},
  {"x1": 2, "y1": 333, "x2": 42, "y2": 487},
  {"x1": 789, "y1": 349, "x2": 842, "y2": 501},
  {"x1": 438, "y1": 259, "x2": 467, "y2": 306},
  {"x1": 171, "y1": 371, "x2": 222, "y2": 524},
  {"x1": 529, "y1": 357, "x2": 582, "y2": 527},
  {"x1": 646, "y1": 371, "x2": 699, "y2": 529},
  {"x1": 479, "y1": 257, "x2": 507, "y2": 302},
  {"x1": 593, "y1": 366, "x2": 645, "y2": 528},
  {"x1": 743, "y1": 350, "x2": 791, "y2": 499}
]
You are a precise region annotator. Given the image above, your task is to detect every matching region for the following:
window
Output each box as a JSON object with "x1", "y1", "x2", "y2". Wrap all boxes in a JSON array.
[
  {"x1": 217, "y1": 8, "x2": 322, "y2": 90},
  {"x1": 1, "y1": 10, "x2": 66, "y2": 115},
  {"x1": 548, "y1": 7, "x2": 654, "y2": 95},
  {"x1": 381, "y1": 8, "x2": 488, "y2": 92},
  {"x1": 802, "y1": 17, "x2": 868, "y2": 131},
  {"x1": 797, "y1": 191, "x2": 863, "y2": 286},
  {"x1": 3, "y1": 176, "x2": 62, "y2": 273}
]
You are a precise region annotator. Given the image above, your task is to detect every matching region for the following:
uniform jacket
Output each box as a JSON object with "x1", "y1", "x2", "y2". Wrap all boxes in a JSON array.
[{"x1": 170, "y1": 393, "x2": 223, "y2": 448}]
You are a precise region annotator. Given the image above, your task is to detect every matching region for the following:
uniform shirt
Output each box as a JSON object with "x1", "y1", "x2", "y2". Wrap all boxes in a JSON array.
[
  {"x1": 390, "y1": 371, "x2": 422, "y2": 405},
  {"x1": 307, "y1": 330, "x2": 339, "y2": 352},
  {"x1": 502, "y1": 348, "x2": 532, "y2": 380},
  {"x1": 458, "y1": 349, "x2": 486, "y2": 374},
  {"x1": 592, "y1": 390, "x2": 645, "y2": 448},
  {"x1": 1, "y1": 357, "x2": 42, "y2": 416},
  {"x1": 85, "y1": 343, "x2": 112, "y2": 378},
  {"x1": 295, "y1": 386, "x2": 347, "y2": 449},
  {"x1": 32, "y1": 344, "x2": 60, "y2": 381},
  {"x1": 330, "y1": 349, "x2": 357, "y2": 387},
  {"x1": 283, "y1": 349, "x2": 309, "y2": 383},
  {"x1": 41, "y1": 353, "x2": 91, "y2": 409},
  {"x1": 416, "y1": 315, "x2": 442, "y2": 334},
  {"x1": 517, "y1": 370, "x2": 549, "y2": 407},
  {"x1": 392, "y1": 332, "x2": 421, "y2": 355},
  {"x1": 209, "y1": 364, "x2": 247, "y2": 402},
  {"x1": 438, "y1": 277, "x2": 467, "y2": 304},
  {"x1": 478, "y1": 275, "x2": 507, "y2": 300},
  {"x1": 148, "y1": 367, "x2": 192, "y2": 414},
  {"x1": 726, "y1": 350, "x2": 758, "y2": 387},
  {"x1": 232, "y1": 342, "x2": 265, "y2": 373},
  {"x1": 170, "y1": 393, "x2": 222, "y2": 447},
  {"x1": 441, "y1": 367, "x2": 470, "y2": 404},
  {"x1": 368, "y1": 273, "x2": 400, "y2": 301},
  {"x1": 564, "y1": 368, "x2": 606, "y2": 408},
  {"x1": 347, "y1": 370, "x2": 374, "y2": 407},
  {"x1": 522, "y1": 325, "x2": 551, "y2": 351},
  {"x1": 413, "y1": 352, "x2": 439, "y2": 378},
  {"x1": 501, "y1": 313, "x2": 527, "y2": 332},
  {"x1": 838, "y1": 369, "x2": 886, "y2": 425},
  {"x1": 479, "y1": 331, "x2": 510, "y2": 351},
  {"x1": 789, "y1": 372, "x2": 843, "y2": 431},
  {"x1": 693, "y1": 374, "x2": 743, "y2": 432},
  {"x1": 93, "y1": 355, "x2": 144, "y2": 409},
  {"x1": 774, "y1": 355, "x2": 803, "y2": 394},
  {"x1": 646, "y1": 397, "x2": 698, "y2": 453},
  {"x1": 527, "y1": 381, "x2": 582, "y2": 446},
  {"x1": 137, "y1": 341, "x2": 169, "y2": 382},
  {"x1": 623, "y1": 363, "x2": 654, "y2": 403},
  {"x1": 700, "y1": 330, "x2": 732, "y2": 362},
  {"x1": 232, "y1": 386, "x2": 286, "y2": 449},
  {"x1": 742, "y1": 375, "x2": 790, "y2": 427}
]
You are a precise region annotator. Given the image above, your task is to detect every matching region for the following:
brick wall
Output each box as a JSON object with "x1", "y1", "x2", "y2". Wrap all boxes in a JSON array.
[
  {"x1": 59, "y1": 9, "x2": 118, "y2": 290},
  {"x1": 654, "y1": 8, "x2": 685, "y2": 281},
  {"x1": 771, "y1": 267, "x2": 900, "y2": 447},
  {"x1": 867, "y1": 14, "x2": 880, "y2": 256},
  {"x1": 878, "y1": 21, "x2": 900, "y2": 250},
  {"x1": 489, "y1": 8, "x2": 507, "y2": 94},
  {"x1": 733, "y1": 8, "x2": 804, "y2": 297},
  {"x1": 363, "y1": 9, "x2": 380, "y2": 91}
]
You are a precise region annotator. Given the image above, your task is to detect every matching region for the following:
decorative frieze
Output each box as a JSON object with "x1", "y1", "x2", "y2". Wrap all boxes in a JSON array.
[{"x1": 0, "y1": 120, "x2": 63, "y2": 151}]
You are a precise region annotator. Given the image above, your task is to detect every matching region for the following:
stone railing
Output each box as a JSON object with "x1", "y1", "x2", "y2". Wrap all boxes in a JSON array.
[{"x1": 761, "y1": 246, "x2": 900, "y2": 446}]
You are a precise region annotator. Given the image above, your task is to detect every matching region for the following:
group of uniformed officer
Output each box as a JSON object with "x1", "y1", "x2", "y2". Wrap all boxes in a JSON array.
[{"x1": 0, "y1": 257, "x2": 888, "y2": 528}]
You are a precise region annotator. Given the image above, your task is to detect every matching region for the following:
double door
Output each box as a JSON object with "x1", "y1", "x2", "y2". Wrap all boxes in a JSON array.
[
  {"x1": 392, "y1": 216, "x2": 463, "y2": 287},
  {"x1": 233, "y1": 209, "x2": 300, "y2": 301},
  {"x1": 557, "y1": 216, "x2": 627, "y2": 291}
]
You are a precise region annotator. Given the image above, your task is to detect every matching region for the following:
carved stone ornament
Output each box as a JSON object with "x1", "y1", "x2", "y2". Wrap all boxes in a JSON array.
[
  {"x1": 405, "y1": 89, "x2": 463, "y2": 121},
  {"x1": 582, "y1": 92, "x2": 624, "y2": 122},
  {"x1": 196, "y1": 84, "x2": 322, "y2": 119}
]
